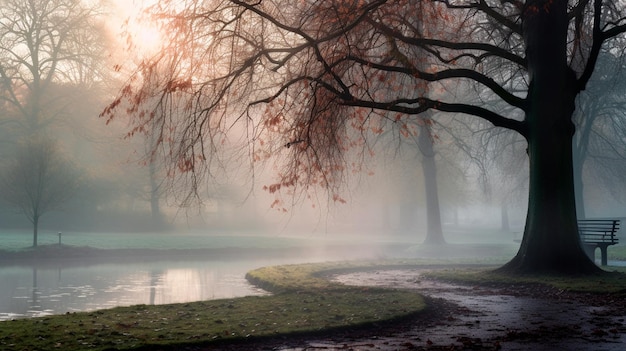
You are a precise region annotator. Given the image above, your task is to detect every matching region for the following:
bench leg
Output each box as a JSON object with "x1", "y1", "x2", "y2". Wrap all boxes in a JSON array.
[{"x1": 599, "y1": 246, "x2": 608, "y2": 266}]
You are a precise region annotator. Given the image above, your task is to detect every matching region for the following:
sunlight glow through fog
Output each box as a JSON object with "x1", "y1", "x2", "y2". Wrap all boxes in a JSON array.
[{"x1": 108, "y1": 0, "x2": 164, "y2": 55}]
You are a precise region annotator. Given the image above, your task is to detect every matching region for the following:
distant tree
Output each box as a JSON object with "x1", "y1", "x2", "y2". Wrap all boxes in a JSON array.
[
  {"x1": 140, "y1": 96, "x2": 169, "y2": 226},
  {"x1": 415, "y1": 119, "x2": 445, "y2": 244},
  {"x1": 463, "y1": 117, "x2": 529, "y2": 231},
  {"x1": 0, "y1": 0, "x2": 106, "y2": 137},
  {"x1": 381, "y1": 115, "x2": 471, "y2": 243},
  {"x1": 0, "y1": 137, "x2": 81, "y2": 247},
  {"x1": 573, "y1": 50, "x2": 626, "y2": 218},
  {"x1": 103, "y1": 1, "x2": 626, "y2": 274},
  {"x1": 0, "y1": 0, "x2": 134, "y2": 234}
]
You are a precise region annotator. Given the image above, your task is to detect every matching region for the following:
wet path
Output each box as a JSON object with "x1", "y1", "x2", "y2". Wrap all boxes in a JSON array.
[
  {"x1": 258, "y1": 269, "x2": 626, "y2": 351},
  {"x1": 331, "y1": 269, "x2": 626, "y2": 350}
]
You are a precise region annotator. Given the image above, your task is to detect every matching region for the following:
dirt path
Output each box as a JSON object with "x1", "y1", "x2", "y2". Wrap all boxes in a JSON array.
[
  {"x1": 201, "y1": 268, "x2": 626, "y2": 351},
  {"x1": 329, "y1": 269, "x2": 626, "y2": 350}
]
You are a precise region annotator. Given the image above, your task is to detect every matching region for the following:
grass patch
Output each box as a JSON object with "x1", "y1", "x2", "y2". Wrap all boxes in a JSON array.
[
  {"x1": 3, "y1": 257, "x2": 623, "y2": 350},
  {"x1": 424, "y1": 266, "x2": 626, "y2": 294},
  {"x1": 0, "y1": 261, "x2": 426, "y2": 351},
  {"x1": 609, "y1": 244, "x2": 626, "y2": 261}
]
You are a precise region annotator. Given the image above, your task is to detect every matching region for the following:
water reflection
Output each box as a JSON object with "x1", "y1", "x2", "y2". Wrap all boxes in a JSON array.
[{"x1": 0, "y1": 259, "x2": 272, "y2": 321}]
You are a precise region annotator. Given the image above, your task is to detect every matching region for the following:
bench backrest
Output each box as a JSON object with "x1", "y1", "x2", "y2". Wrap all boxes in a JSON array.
[{"x1": 578, "y1": 219, "x2": 620, "y2": 244}]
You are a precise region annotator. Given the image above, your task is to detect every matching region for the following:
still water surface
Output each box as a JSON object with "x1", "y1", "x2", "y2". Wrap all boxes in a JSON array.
[
  {"x1": 0, "y1": 230, "x2": 559, "y2": 321},
  {"x1": 0, "y1": 258, "x2": 297, "y2": 321},
  {"x1": 0, "y1": 230, "x2": 414, "y2": 321}
]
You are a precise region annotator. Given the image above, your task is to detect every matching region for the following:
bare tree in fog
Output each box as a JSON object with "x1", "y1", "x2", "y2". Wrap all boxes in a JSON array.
[
  {"x1": 0, "y1": 137, "x2": 81, "y2": 247},
  {"x1": 414, "y1": 117, "x2": 445, "y2": 244},
  {"x1": 0, "y1": 0, "x2": 106, "y2": 138},
  {"x1": 459, "y1": 117, "x2": 529, "y2": 232},
  {"x1": 103, "y1": 1, "x2": 626, "y2": 275},
  {"x1": 573, "y1": 50, "x2": 626, "y2": 218},
  {"x1": 0, "y1": 0, "x2": 149, "y2": 232},
  {"x1": 147, "y1": 148, "x2": 166, "y2": 225},
  {"x1": 381, "y1": 114, "x2": 474, "y2": 242},
  {"x1": 376, "y1": 117, "x2": 446, "y2": 243}
]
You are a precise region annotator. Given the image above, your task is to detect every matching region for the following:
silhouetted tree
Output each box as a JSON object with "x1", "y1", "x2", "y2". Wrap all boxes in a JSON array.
[
  {"x1": 103, "y1": 0, "x2": 626, "y2": 274},
  {"x1": 0, "y1": 0, "x2": 106, "y2": 137},
  {"x1": 0, "y1": 137, "x2": 81, "y2": 246},
  {"x1": 573, "y1": 50, "x2": 626, "y2": 218}
]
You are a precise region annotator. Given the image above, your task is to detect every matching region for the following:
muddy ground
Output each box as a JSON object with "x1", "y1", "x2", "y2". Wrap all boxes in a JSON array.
[{"x1": 198, "y1": 268, "x2": 626, "y2": 351}]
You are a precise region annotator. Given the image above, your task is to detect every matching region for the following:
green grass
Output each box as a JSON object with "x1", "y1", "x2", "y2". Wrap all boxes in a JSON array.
[
  {"x1": 424, "y1": 265, "x2": 626, "y2": 294},
  {"x1": 0, "y1": 261, "x2": 426, "y2": 351},
  {"x1": 609, "y1": 244, "x2": 626, "y2": 261},
  {"x1": 2, "y1": 256, "x2": 625, "y2": 351}
]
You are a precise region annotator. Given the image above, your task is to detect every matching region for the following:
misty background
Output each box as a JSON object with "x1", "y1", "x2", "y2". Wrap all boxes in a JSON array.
[{"x1": 1, "y1": 0, "x2": 626, "y2": 247}]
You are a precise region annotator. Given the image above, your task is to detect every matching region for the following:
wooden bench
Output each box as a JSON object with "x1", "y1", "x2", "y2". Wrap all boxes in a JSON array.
[{"x1": 578, "y1": 219, "x2": 620, "y2": 266}]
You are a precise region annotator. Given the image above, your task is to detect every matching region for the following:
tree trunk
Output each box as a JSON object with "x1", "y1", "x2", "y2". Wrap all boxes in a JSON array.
[
  {"x1": 418, "y1": 122, "x2": 445, "y2": 245},
  {"x1": 147, "y1": 111, "x2": 170, "y2": 231},
  {"x1": 572, "y1": 101, "x2": 594, "y2": 220},
  {"x1": 149, "y1": 159, "x2": 163, "y2": 227},
  {"x1": 501, "y1": 201, "x2": 510, "y2": 232},
  {"x1": 573, "y1": 150, "x2": 586, "y2": 219},
  {"x1": 33, "y1": 215, "x2": 39, "y2": 247},
  {"x1": 453, "y1": 207, "x2": 459, "y2": 227},
  {"x1": 499, "y1": 0, "x2": 599, "y2": 274}
]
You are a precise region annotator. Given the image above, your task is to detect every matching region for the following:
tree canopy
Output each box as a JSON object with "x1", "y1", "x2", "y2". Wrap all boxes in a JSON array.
[
  {"x1": 103, "y1": 0, "x2": 626, "y2": 274},
  {"x1": 0, "y1": 0, "x2": 107, "y2": 136}
]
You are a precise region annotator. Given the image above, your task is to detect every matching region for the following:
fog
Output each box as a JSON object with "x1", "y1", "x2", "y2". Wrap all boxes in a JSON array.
[
  {"x1": 0, "y1": 126, "x2": 533, "y2": 244},
  {"x1": 2, "y1": 0, "x2": 626, "y2": 330},
  {"x1": 2, "y1": 114, "x2": 623, "y2": 247},
  {"x1": 0, "y1": 0, "x2": 625, "y2": 246},
  {"x1": 1, "y1": 78, "x2": 625, "y2": 249}
]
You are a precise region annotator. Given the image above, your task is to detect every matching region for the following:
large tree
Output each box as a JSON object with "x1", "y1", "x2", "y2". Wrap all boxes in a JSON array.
[{"x1": 103, "y1": 0, "x2": 626, "y2": 274}]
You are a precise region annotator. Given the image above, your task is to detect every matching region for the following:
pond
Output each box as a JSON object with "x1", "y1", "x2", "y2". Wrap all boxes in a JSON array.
[
  {"x1": 0, "y1": 257, "x2": 299, "y2": 321},
  {"x1": 0, "y1": 231, "x2": 416, "y2": 321},
  {"x1": 0, "y1": 229, "x2": 553, "y2": 322}
]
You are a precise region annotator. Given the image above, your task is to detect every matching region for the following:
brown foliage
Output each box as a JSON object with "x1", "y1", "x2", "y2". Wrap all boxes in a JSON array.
[{"x1": 101, "y1": 0, "x2": 626, "y2": 213}]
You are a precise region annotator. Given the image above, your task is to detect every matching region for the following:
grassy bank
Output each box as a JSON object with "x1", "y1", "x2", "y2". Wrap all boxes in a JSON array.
[
  {"x1": 424, "y1": 265, "x2": 626, "y2": 293},
  {"x1": 2, "y1": 256, "x2": 625, "y2": 351},
  {"x1": 0, "y1": 261, "x2": 426, "y2": 351}
]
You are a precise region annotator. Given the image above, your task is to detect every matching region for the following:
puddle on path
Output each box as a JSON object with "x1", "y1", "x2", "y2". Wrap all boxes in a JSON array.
[{"x1": 271, "y1": 269, "x2": 626, "y2": 351}]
